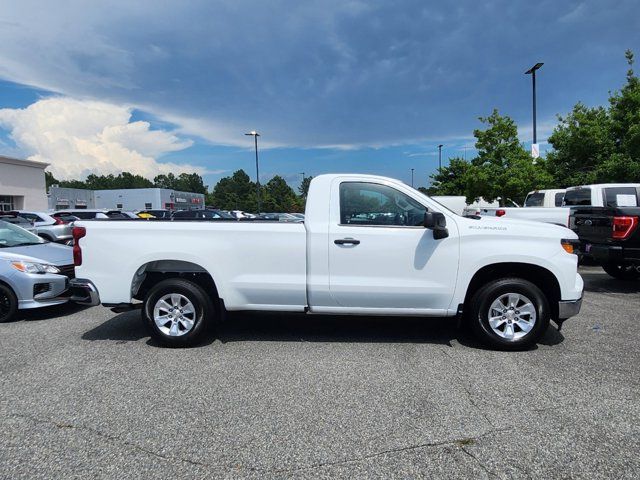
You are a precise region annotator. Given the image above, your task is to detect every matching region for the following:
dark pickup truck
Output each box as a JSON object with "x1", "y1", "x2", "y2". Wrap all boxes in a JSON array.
[{"x1": 570, "y1": 206, "x2": 640, "y2": 280}]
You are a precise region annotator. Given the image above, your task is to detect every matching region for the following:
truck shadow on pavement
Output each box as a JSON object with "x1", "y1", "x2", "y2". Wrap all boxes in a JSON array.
[
  {"x1": 81, "y1": 309, "x2": 565, "y2": 350},
  {"x1": 18, "y1": 302, "x2": 91, "y2": 322}
]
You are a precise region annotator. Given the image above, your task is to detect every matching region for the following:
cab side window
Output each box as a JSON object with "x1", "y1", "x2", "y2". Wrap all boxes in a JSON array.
[
  {"x1": 554, "y1": 192, "x2": 565, "y2": 207},
  {"x1": 339, "y1": 182, "x2": 426, "y2": 226}
]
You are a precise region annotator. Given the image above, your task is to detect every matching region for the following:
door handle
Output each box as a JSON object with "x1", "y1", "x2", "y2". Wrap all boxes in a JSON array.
[{"x1": 334, "y1": 238, "x2": 360, "y2": 245}]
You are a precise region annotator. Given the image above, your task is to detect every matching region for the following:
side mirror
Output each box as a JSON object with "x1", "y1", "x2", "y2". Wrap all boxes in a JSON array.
[{"x1": 423, "y1": 211, "x2": 449, "y2": 239}]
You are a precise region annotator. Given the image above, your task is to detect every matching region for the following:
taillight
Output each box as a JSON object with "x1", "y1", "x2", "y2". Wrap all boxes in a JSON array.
[
  {"x1": 53, "y1": 217, "x2": 65, "y2": 225},
  {"x1": 496, "y1": 209, "x2": 506, "y2": 217},
  {"x1": 72, "y1": 226, "x2": 86, "y2": 266},
  {"x1": 612, "y1": 216, "x2": 638, "y2": 240}
]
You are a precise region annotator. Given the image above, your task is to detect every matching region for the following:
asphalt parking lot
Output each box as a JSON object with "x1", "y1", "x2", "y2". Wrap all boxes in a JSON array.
[{"x1": 1, "y1": 266, "x2": 639, "y2": 479}]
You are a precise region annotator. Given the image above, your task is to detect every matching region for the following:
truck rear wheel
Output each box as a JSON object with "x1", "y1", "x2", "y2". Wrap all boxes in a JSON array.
[
  {"x1": 467, "y1": 278, "x2": 550, "y2": 350},
  {"x1": 601, "y1": 262, "x2": 640, "y2": 281},
  {"x1": 0, "y1": 283, "x2": 18, "y2": 323},
  {"x1": 142, "y1": 278, "x2": 215, "y2": 347}
]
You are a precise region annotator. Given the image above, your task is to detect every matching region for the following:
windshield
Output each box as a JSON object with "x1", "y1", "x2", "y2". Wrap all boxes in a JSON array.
[
  {"x1": 0, "y1": 220, "x2": 46, "y2": 248},
  {"x1": 524, "y1": 192, "x2": 544, "y2": 207},
  {"x1": 412, "y1": 189, "x2": 460, "y2": 216}
]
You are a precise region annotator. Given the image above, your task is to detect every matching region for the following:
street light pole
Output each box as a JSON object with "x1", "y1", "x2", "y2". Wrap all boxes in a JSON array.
[
  {"x1": 245, "y1": 131, "x2": 261, "y2": 213},
  {"x1": 411, "y1": 168, "x2": 414, "y2": 187},
  {"x1": 437, "y1": 144, "x2": 443, "y2": 172},
  {"x1": 525, "y1": 62, "x2": 543, "y2": 155}
]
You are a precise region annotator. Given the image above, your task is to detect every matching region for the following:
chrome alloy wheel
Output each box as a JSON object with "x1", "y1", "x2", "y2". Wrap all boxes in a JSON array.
[
  {"x1": 487, "y1": 293, "x2": 537, "y2": 341},
  {"x1": 153, "y1": 293, "x2": 196, "y2": 337}
]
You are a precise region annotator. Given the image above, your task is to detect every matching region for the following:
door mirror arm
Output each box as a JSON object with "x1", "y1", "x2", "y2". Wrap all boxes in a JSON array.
[{"x1": 423, "y1": 211, "x2": 449, "y2": 239}]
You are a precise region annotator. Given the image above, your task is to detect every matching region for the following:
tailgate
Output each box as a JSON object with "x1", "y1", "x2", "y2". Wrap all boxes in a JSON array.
[{"x1": 570, "y1": 207, "x2": 615, "y2": 243}]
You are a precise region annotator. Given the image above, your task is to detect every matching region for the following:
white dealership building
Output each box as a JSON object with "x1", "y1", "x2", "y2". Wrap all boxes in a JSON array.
[
  {"x1": 48, "y1": 186, "x2": 205, "y2": 211},
  {"x1": 0, "y1": 155, "x2": 49, "y2": 211}
]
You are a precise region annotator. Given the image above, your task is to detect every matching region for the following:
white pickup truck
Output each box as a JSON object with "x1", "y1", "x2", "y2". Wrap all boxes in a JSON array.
[
  {"x1": 70, "y1": 174, "x2": 583, "y2": 350},
  {"x1": 478, "y1": 189, "x2": 569, "y2": 226},
  {"x1": 481, "y1": 184, "x2": 640, "y2": 226}
]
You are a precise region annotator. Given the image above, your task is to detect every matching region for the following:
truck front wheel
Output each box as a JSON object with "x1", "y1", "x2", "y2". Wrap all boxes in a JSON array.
[
  {"x1": 601, "y1": 262, "x2": 640, "y2": 281},
  {"x1": 467, "y1": 278, "x2": 550, "y2": 350},
  {"x1": 142, "y1": 278, "x2": 215, "y2": 347}
]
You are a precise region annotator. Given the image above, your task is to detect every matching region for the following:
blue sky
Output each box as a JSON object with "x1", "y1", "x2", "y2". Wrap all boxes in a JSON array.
[{"x1": 0, "y1": 1, "x2": 638, "y2": 190}]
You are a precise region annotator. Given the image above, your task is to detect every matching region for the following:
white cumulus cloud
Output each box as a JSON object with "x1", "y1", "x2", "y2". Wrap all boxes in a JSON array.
[{"x1": 0, "y1": 97, "x2": 202, "y2": 180}]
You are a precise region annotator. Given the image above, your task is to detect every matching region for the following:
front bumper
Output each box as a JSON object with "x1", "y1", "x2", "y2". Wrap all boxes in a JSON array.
[
  {"x1": 558, "y1": 296, "x2": 582, "y2": 320},
  {"x1": 69, "y1": 278, "x2": 101, "y2": 306},
  {"x1": 16, "y1": 273, "x2": 70, "y2": 310}
]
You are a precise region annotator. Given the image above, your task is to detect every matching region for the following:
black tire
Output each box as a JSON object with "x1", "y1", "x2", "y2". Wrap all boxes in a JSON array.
[
  {"x1": 467, "y1": 278, "x2": 550, "y2": 350},
  {"x1": 601, "y1": 262, "x2": 640, "y2": 281},
  {"x1": 142, "y1": 278, "x2": 215, "y2": 347},
  {"x1": 0, "y1": 283, "x2": 18, "y2": 323}
]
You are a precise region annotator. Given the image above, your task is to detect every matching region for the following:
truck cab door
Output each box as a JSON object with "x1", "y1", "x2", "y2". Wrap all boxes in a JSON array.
[{"x1": 327, "y1": 179, "x2": 459, "y2": 314}]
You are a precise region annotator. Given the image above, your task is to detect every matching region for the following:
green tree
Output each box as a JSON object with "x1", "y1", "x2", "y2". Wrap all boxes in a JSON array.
[
  {"x1": 299, "y1": 176, "x2": 313, "y2": 198},
  {"x1": 262, "y1": 175, "x2": 303, "y2": 212},
  {"x1": 153, "y1": 173, "x2": 178, "y2": 189},
  {"x1": 209, "y1": 169, "x2": 258, "y2": 211},
  {"x1": 45, "y1": 171, "x2": 60, "y2": 189},
  {"x1": 176, "y1": 173, "x2": 208, "y2": 194},
  {"x1": 426, "y1": 157, "x2": 470, "y2": 195},
  {"x1": 153, "y1": 172, "x2": 207, "y2": 193},
  {"x1": 604, "y1": 49, "x2": 640, "y2": 181},
  {"x1": 547, "y1": 49, "x2": 640, "y2": 184},
  {"x1": 466, "y1": 109, "x2": 552, "y2": 206},
  {"x1": 545, "y1": 104, "x2": 614, "y2": 186}
]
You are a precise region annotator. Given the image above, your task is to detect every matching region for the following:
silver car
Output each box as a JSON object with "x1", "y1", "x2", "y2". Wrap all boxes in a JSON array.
[
  {"x1": 10, "y1": 210, "x2": 74, "y2": 245},
  {"x1": 0, "y1": 220, "x2": 74, "y2": 322}
]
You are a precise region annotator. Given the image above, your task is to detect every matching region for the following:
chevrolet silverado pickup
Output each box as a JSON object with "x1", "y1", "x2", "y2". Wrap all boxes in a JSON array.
[
  {"x1": 70, "y1": 174, "x2": 583, "y2": 349},
  {"x1": 570, "y1": 205, "x2": 640, "y2": 280}
]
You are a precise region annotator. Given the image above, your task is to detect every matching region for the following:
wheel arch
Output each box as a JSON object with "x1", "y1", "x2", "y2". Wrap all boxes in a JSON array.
[
  {"x1": 0, "y1": 278, "x2": 17, "y2": 294},
  {"x1": 463, "y1": 262, "x2": 561, "y2": 319},
  {"x1": 131, "y1": 260, "x2": 220, "y2": 305}
]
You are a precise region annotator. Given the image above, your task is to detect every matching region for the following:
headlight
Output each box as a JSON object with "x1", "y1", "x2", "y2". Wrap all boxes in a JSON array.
[{"x1": 10, "y1": 261, "x2": 61, "y2": 274}]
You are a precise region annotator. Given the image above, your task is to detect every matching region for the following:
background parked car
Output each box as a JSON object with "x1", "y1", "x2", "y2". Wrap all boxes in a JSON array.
[
  {"x1": 0, "y1": 220, "x2": 74, "y2": 322},
  {"x1": 229, "y1": 210, "x2": 256, "y2": 219},
  {"x1": 257, "y1": 213, "x2": 303, "y2": 222},
  {"x1": 570, "y1": 185, "x2": 640, "y2": 279},
  {"x1": 172, "y1": 209, "x2": 235, "y2": 220},
  {"x1": 50, "y1": 212, "x2": 80, "y2": 224},
  {"x1": 563, "y1": 183, "x2": 640, "y2": 208},
  {"x1": 7, "y1": 210, "x2": 73, "y2": 245},
  {"x1": 137, "y1": 209, "x2": 172, "y2": 219},
  {"x1": 53, "y1": 209, "x2": 110, "y2": 220},
  {"x1": 0, "y1": 215, "x2": 37, "y2": 233},
  {"x1": 477, "y1": 189, "x2": 568, "y2": 225},
  {"x1": 105, "y1": 211, "x2": 139, "y2": 219},
  {"x1": 523, "y1": 189, "x2": 566, "y2": 207}
]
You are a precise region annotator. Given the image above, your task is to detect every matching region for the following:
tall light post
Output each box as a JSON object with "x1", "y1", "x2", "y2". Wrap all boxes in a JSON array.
[
  {"x1": 525, "y1": 62, "x2": 543, "y2": 158},
  {"x1": 437, "y1": 144, "x2": 443, "y2": 172},
  {"x1": 244, "y1": 130, "x2": 261, "y2": 213},
  {"x1": 411, "y1": 168, "x2": 414, "y2": 187}
]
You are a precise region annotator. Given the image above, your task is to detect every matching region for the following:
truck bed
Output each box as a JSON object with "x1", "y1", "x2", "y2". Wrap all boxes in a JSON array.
[{"x1": 75, "y1": 220, "x2": 308, "y2": 309}]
